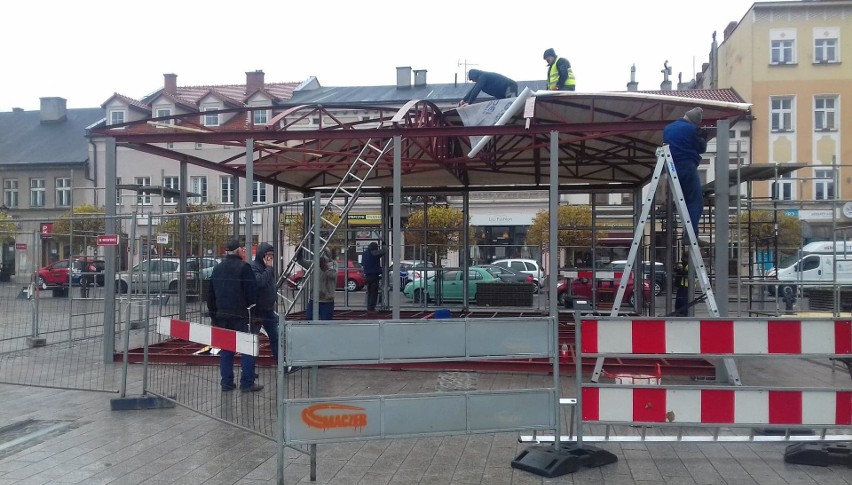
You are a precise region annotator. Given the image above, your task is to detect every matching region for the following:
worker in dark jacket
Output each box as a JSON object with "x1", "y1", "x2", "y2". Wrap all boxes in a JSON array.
[
  {"x1": 207, "y1": 238, "x2": 262, "y2": 392},
  {"x1": 543, "y1": 48, "x2": 576, "y2": 91},
  {"x1": 459, "y1": 69, "x2": 518, "y2": 106},
  {"x1": 361, "y1": 241, "x2": 387, "y2": 311},
  {"x1": 663, "y1": 107, "x2": 712, "y2": 237},
  {"x1": 251, "y1": 242, "x2": 279, "y2": 362}
]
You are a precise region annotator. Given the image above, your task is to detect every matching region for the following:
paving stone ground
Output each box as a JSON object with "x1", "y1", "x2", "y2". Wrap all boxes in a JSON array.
[{"x1": 1, "y1": 357, "x2": 851, "y2": 484}]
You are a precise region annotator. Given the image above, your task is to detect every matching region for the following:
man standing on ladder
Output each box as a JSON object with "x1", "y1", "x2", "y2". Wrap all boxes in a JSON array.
[{"x1": 663, "y1": 107, "x2": 713, "y2": 237}]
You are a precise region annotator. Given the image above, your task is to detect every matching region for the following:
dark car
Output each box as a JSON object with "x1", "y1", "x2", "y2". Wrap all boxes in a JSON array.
[
  {"x1": 471, "y1": 264, "x2": 536, "y2": 286},
  {"x1": 38, "y1": 258, "x2": 105, "y2": 289}
]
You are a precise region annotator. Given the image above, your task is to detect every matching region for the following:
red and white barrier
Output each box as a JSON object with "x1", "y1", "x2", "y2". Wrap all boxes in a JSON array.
[
  {"x1": 157, "y1": 317, "x2": 259, "y2": 356},
  {"x1": 583, "y1": 387, "x2": 852, "y2": 426},
  {"x1": 582, "y1": 319, "x2": 852, "y2": 355}
]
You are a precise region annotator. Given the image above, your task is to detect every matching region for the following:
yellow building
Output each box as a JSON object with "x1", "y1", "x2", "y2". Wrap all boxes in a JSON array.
[{"x1": 713, "y1": 0, "x2": 852, "y2": 240}]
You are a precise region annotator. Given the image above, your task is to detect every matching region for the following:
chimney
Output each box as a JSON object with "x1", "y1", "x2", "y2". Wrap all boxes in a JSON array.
[
  {"x1": 164, "y1": 73, "x2": 177, "y2": 95},
  {"x1": 39, "y1": 97, "x2": 67, "y2": 123},
  {"x1": 413, "y1": 69, "x2": 427, "y2": 87},
  {"x1": 396, "y1": 66, "x2": 412, "y2": 88},
  {"x1": 626, "y1": 64, "x2": 638, "y2": 92},
  {"x1": 723, "y1": 21, "x2": 738, "y2": 41},
  {"x1": 246, "y1": 70, "x2": 265, "y2": 94},
  {"x1": 12, "y1": 107, "x2": 23, "y2": 113}
]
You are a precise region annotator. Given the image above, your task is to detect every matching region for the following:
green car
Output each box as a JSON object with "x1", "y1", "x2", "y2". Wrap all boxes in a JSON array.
[{"x1": 403, "y1": 267, "x2": 502, "y2": 303}]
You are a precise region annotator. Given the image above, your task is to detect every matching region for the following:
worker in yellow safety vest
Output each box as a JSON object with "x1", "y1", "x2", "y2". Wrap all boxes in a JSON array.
[{"x1": 543, "y1": 48, "x2": 576, "y2": 91}]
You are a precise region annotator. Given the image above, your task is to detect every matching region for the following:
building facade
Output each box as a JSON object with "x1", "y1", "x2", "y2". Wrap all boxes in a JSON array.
[{"x1": 710, "y1": 0, "x2": 852, "y2": 243}]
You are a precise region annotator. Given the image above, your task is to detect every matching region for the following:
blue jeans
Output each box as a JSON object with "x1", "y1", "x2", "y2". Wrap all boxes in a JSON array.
[
  {"x1": 675, "y1": 162, "x2": 703, "y2": 237},
  {"x1": 306, "y1": 300, "x2": 334, "y2": 320},
  {"x1": 220, "y1": 349, "x2": 256, "y2": 389},
  {"x1": 260, "y1": 310, "x2": 279, "y2": 362}
]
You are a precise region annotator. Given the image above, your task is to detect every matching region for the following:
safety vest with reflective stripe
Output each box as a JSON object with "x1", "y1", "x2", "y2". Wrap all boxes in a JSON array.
[{"x1": 547, "y1": 57, "x2": 576, "y2": 90}]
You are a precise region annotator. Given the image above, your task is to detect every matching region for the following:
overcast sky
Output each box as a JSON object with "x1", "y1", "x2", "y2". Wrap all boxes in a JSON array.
[{"x1": 1, "y1": 0, "x2": 764, "y2": 112}]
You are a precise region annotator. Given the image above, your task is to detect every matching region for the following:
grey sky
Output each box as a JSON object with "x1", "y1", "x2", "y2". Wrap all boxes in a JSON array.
[{"x1": 1, "y1": 0, "x2": 761, "y2": 111}]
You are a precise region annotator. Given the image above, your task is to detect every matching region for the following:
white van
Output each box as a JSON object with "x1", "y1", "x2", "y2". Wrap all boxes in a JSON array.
[{"x1": 768, "y1": 241, "x2": 852, "y2": 295}]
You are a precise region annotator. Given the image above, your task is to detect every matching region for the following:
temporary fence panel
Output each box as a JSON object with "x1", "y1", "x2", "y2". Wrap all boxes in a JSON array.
[
  {"x1": 0, "y1": 215, "x2": 122, "y2": 393},
  {"x1": 283, "y1": 316, "x2": 558, "y2": 444},
  {"x1": 521, "y1": 317, "x2": 852, "y2": 444}
]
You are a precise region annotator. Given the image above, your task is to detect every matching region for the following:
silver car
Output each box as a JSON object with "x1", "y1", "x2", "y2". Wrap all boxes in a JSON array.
[{"x1": 116, "y1": 257, "x2": 218, "y2": 294}]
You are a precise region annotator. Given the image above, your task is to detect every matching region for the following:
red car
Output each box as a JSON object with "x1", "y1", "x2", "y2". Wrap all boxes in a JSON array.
[
  {"x1": 289, "y1": 260, "x2": 366, "y2": 292},
  {"x1": 38, "y1": 258, "x2": 105, "y2": 289},
  {"x1": 557, "y1": 272, "x2": 651, "y2": 308}
]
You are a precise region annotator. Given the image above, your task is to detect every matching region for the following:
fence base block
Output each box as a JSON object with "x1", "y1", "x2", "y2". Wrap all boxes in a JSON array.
[
  {"x1": 110, "y1": 395, "x2": 176, "y2": 411},
  {"x1": 511, "y1": 444, "x2": 617, "y2": 477},
  {"x1": 26, "y1": 337, "x2": 46, "y2": 347},
  {"x1": 784, "y1": 442, "x2": 852, "y2": 467}
]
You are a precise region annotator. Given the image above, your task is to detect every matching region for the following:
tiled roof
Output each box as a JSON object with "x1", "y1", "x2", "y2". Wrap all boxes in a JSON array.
[
  {"x1": 0, "y1": 108, "x2": 103, "y2": 166},
  {"x1": 637, "y1": 89, "x2": 745, "y2": 103},
  {"x1": 102, "y1": 92, "x2": 151, "y2": 112}
]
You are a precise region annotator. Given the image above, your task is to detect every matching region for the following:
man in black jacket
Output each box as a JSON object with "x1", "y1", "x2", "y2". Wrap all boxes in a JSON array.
[
  {"x1": 251, "y1": 242, "x2": 279, "y2": 362},
  {"x1": 459, "y1": 69, "x2": 518, "y2": 107},
  {"x1": 207, "y1": 238, "x2": 262, "y2": 392}
]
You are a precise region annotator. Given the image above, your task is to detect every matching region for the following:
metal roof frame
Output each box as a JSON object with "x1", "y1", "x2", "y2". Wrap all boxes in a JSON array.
[{"x1": 90, "y1": 91, "x2": 752, "y2": 194}]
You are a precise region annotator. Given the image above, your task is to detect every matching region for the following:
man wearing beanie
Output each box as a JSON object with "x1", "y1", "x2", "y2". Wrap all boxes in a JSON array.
[
  {"x1": 459, "y1": 69, "x2": 518, "y2": 107},
  {"x1": 207, "y1": 238, "x2": 262, "y2": 392},
  {"x1": 663, "y1": 107, "x2": 712, "y2": 237},
  {"x1": 543, "y1": 48, "x2": 576, "y2": 91}
]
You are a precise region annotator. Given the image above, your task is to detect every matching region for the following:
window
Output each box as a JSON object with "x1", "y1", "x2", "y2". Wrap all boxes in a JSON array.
[
  {"x1": 814, "y1": 96, "x2": 837, "y2": 131},
  {"x1": 202, "y1": 106, "x2": 219, "y2": 127},
  {"x1": 771, "y1": 171, "x2": 795, "y2": 201},
  {"x1": 135, "y1": 177, "x2": 151, "y2": 205},
  {"x1": 155, "y1": 108, "x2": 172, "y2": 126},
  {"x1": 771, "y1": 97, "x2": 794, "y2": 132},
  {"x1": 3, "y1": 179, "x2": 18, "y2": 208},
  {"x1": 163, "y1": 176, "x2": 179, "y2": 205},
  {"x1": 55, "y1": 178, "x2": 71, "y2": 207},
  {"x1": 771, "y1": 39, "x2": 795, "y2": 64},
  {"x1": 252, "y1": 106, "x2": 269, "y2": 125},
  {"x1": 593, "y1": 193, "x2": 611, "y2": 206},
  {"x1": 109, "y1": 109, "x2": 126, "y2": 126},
  {"x1": 190, "y1": 176, "x2": 207, "y2": 204},
  {"x1": 30, "y1": 178, "x2": 45, "y2": 207},
  {"x1": 252, "y1": 181, "x2": 266, "y2": 204},
  {"x1": 815, "y1": 38, "x2": 838, "y2": 63},
  {"x1": 814, "y1": 169, "x2": 835, "y2": 201},
  {"x1": 220, "y1": 176, "x2": 233, "y2": 204}
]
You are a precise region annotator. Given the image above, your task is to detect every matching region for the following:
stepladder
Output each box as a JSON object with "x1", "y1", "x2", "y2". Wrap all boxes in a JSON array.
[{"x1": 589, "y1": 145, "x2": 741, "y2": 385}]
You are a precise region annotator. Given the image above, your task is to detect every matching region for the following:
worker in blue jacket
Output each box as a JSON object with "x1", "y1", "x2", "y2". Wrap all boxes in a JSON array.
[
  {"x1": 663, "y1": 107, "x2": 712, "y2": 237},
  {"x1": 459, "y1": 69, "x2": 518, "y2": 107}
]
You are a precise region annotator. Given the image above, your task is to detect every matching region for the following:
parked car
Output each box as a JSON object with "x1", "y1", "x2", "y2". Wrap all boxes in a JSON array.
[
  {"x1": 607, "y1": 260, "x2": 667, "y2": 296},
  {"x1": 38, "y1": 258, "x2": 105, "y2": 290},
  {"x1": 403, "y1": 266, "x2": 503, "y2": 303},
  {"x1": 115, "y1": 257, "x2": 214, "y2": 294},
  {"x1": 471, "y1": 264, "x2": 535, "y2": 285},
  {"x1": 492, "y1": 259, "x2": 545, "y2": 288},
  {"x1": 389, "y1": 260, "x2": 436, "y2": 287},
  {"x1": 288, "y1": 260, "x2": 366, "y2": 292},
  {"x1": 557, "y1": 273, "x2": 651, "y2": 308}
]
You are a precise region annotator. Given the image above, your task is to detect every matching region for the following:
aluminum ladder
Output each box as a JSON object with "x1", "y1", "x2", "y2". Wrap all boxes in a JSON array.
[
  {"x1": 590, "y1": 145, "x2": 741, "y2": 385},
  {"x1": 277, "y1": 138, "x2": 393, "y2": 314}
]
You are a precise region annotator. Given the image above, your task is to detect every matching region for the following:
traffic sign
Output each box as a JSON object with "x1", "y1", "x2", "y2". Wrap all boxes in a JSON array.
[{"x1": 97, "y1": 234, "x2": 119, "y2": 246}]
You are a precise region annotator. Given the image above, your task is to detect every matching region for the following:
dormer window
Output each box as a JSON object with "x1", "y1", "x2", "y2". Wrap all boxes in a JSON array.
[
  {"x1": 109, "y1": 109, "x2": 126, "y2": 126},
  {"x1": 251, "y1": 104, "x2": 269, "y2": 125},
  {"x1": 155, "y1": 108, "x2": 172, "y2": 127},
  {"x1": 202, "y1": 105, "x2": 220, "y2": 127}
]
